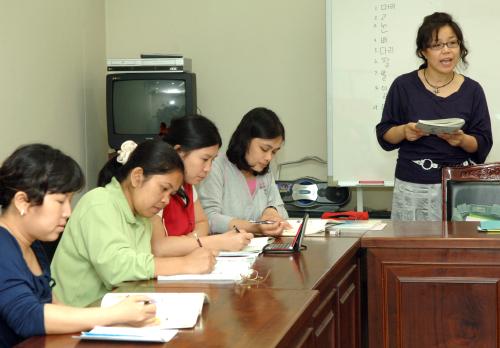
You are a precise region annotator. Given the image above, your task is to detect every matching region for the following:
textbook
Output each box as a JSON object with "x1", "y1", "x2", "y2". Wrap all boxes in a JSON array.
[
  {"x1": 75, "y1": 292, "x2": 205, "y2": 342},
  {"x1": 477, "y1": 220, "x2": 500, "y2": 233},
  {"x1": 416, "y1": 118, "x2": 465, "y2": 134}
]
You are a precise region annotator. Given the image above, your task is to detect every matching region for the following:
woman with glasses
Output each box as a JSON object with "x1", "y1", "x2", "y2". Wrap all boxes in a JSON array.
[{"x1": 376, "y1": 12, "x2": 492, "y2": 221}]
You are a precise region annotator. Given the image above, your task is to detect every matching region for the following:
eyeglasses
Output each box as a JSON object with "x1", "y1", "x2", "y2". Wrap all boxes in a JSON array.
[
  {"x1": 429, "y1": 40, "x2": 460, "y2": 51},
  {"x1": 237, "y1": 269, "x2": 270, "y2": 287}
]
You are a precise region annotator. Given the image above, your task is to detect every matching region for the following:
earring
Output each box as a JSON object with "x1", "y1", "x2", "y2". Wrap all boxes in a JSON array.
[{"x1": 20, "y1": 209, "x2": 25, "y2": 217}]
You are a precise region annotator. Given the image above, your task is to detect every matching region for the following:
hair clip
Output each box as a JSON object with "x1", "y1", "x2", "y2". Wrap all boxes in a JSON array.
[{"x1": 116, "y1": 140, "x2": 138, "y2": 164}]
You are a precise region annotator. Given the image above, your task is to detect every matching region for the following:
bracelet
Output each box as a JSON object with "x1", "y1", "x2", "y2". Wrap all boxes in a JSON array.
[{"x1": 264, "y1": 206, "x2": 278, "y2": 213}]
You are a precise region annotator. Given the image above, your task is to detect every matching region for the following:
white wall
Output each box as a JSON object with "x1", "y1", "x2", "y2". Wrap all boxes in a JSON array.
[
  {"x1": 0, "y1": 1, "x2": 391, "y2": 211},
  {"x1": 105, "y1": 0, "x2": 327, "y2": 178},
  {"x1": 0, "y1": 0, "x2": 107, "y2": 192},
  {"x1": 105, "y1": 0, "x2": 392, "y2": 212}
]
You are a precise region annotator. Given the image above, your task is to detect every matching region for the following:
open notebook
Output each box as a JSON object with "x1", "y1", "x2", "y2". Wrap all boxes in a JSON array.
[
  {"x1": 75, "y1": 292, "x2": 205, "y2": 342},
  {"x1": 158, "y1": 255, "x2": 257, "y2": 282},
  {"x1": 282, "y1": 218, "x2": 386, "y2": 236},
  {"x1": 281, "y1": 218, "x2": 343, "y2": 236}
]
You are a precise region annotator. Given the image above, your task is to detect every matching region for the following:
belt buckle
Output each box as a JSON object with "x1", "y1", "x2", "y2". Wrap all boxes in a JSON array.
[{"x1": 413, "y1": 159, "x2": 438, "y2": 171}]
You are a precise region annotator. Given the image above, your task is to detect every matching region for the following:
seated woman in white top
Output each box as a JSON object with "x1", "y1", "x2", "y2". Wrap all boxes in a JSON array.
[{"x1": 198, "y1": 107, "x2": 291, "y2": 236}]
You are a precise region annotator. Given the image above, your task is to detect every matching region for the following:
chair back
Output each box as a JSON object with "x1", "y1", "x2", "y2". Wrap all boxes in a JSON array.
[{"x1": 442, "y1": 163, "x2": 500, "y2": 221}]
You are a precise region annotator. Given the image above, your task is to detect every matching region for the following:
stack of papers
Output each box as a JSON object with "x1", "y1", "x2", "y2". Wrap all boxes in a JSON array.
[
  {"x1": 330, "y1": 219, "x2": 386, "y2": 231},
  {"x1": 282, "y1": 218, "x2": 343, "y2": 237},
  {"x1": 416, "y1": 118, "x2": 465, "y2": 134},
  {"x1": 477, "y1": 220, "x2": 500, "y2": 233},
  {"x1": 76, "y1": 327, "x2": 177, "y2": 342},
  {"x1": 281, "y1": 218, "x2": 385, "y2": 236},
  {"x1": 75, "y1": 292, "x2": 206, "y2": 342},
  {"x1": 158, "y1": 255, "x2": 256, "y2": 282}
]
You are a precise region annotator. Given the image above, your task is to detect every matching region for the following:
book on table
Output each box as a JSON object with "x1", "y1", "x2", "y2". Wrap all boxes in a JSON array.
[
  {"x1": 477, "y1": 220, "x2": 500, "y2": 233},
  {"x1": 281, "y1": 218, "x2": 344, "y2": 237},
  {"x1": 74, "y1": 292, "x2": 206, "y2": 342},
  {"x1": 415, "y1": 117, "x2": 465, "y2": 134}
]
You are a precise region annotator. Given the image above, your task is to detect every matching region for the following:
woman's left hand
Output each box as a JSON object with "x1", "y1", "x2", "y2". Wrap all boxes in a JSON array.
[{"x1": 437, "y1": 130, "x2": 464, "y2": 147}]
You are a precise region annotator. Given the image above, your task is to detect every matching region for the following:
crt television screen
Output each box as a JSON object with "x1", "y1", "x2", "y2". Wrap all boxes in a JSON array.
[{"x1": 113, "y1": 79, "x2": 186, "y2": 134}]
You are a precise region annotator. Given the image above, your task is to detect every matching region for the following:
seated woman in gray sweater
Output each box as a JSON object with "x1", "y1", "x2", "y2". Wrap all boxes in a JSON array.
[{"x1": 198, "y1": 107, "x2": 291, "y2": 236}]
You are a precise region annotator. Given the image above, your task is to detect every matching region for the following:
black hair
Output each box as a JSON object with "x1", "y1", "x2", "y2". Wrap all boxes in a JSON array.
[
  {"x1": 163, "y1": 115, "x2": 222, "y2": 152},
  {"x1": 97, "y1": 139, "x2": 184, "y2": 187},
  {"x1": 0, "y1": 144, "x2": 85, "y2": 209},
  {"x1": 416, "y1": 12, "x2": 468, "y2": 68},
  {"x1": 226, "y1": 107, "x2": 285, "y2": 175}
]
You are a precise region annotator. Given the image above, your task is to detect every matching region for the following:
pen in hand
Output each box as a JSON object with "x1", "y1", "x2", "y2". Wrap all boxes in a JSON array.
[
  {"x1": 193, "y1": 232, "x2": 203, "y2": 247},
  {"x1": 249, "y1": 220, "x2": 276, "y2": 225},
  {"x1": 233, "y1": 225, "x2": 241, "y2": 233}
]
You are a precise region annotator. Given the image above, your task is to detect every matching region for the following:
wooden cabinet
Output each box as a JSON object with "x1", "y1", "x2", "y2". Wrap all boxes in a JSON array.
[
  {"x1": 363, "y1": 221, "x2": 500, "y2": 348},
  {"x1": 337, "y1": 264, "x2": 360, "y2": 348},
  {"x1": 313, "y1": 285, "x2": 337, "y2": 347},
  {"x1": 249, "y1": 237, "x2": 361, "y2": 348},
  {"x1": 312, "y1": 244, "x2": 361, "y2": 348}
]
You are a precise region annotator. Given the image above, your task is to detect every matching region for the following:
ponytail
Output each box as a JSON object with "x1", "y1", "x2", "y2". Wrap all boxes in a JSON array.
[{"x1": 97, "y1": 140, "x2": 184, "y2": 187}]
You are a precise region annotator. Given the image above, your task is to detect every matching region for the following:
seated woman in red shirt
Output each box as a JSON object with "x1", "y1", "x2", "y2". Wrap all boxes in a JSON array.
[{"x1": 151, "y1": 115, "x2": 254, "y2": 256}]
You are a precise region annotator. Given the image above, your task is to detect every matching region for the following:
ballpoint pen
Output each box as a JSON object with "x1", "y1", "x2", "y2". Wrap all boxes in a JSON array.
[
  {"x1": 249, "y1": 220, "x2": 276, "y2": 224},
  {"x1": 233, "y1": 225, "x2": 241, "y2": 233}
]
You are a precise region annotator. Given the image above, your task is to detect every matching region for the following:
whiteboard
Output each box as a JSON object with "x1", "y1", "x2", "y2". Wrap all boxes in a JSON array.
[{"x1": 326, "y1": 0, "x2": 500, "y2": 186}]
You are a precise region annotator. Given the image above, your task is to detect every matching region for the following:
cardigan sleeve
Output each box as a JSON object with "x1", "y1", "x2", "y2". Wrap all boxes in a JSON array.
[
  {"x1": 264, "y1": 171, "x2": 288, "y2": 218},
  {"x1": 198, "y1": 157, "x2": 234, "y2": 233},
  {"x1": 0, "y1": 236, "x2": 47, "y2": 341}
]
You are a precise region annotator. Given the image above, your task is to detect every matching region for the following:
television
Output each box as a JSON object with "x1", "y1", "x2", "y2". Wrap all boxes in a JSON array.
[{"x1": 106, "y1": 72, "x2": 197, "y2": 150}]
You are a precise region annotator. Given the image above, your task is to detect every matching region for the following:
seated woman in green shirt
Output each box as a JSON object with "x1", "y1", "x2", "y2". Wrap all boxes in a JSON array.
[{"x1": 51, "y1": 140, "x2": 217, "y2": 307}]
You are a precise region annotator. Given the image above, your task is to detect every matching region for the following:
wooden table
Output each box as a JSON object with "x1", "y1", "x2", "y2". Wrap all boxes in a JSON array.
[
  {"x1": 363, "y1": 221, "x2": 500, "y2": 348},
  {"x1": 17, "y1": 287, "x2": 318, "y2": 348},
  {"x1": 17, "y1": 236, "x2": 361, "y2": 348}
]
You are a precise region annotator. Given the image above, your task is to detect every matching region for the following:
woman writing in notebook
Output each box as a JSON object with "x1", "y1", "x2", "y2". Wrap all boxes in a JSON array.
[
  {"x1": 51, "y1": 140, "x2": 217, "y2": 308},
  {"x1": 0, "y1": 144, "x2": 156, "y2": 347},
  {"x1": 376, "y1": 12, "x2": 492, "y2": 221},
  {"x1": 151, "y1": 115, "x2": 254, "y2": 256},
  {"x1": 199, "y1": 107, "x2": 291, "y2": 236}
]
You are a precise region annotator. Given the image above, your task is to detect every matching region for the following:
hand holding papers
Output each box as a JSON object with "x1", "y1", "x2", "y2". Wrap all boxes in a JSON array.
[
  {"x1": 416, "y1": 117, "x2": 465, "y2": 134},
  {"x1": 75, "y1": 292, "x2": 206, "y2": 342}
]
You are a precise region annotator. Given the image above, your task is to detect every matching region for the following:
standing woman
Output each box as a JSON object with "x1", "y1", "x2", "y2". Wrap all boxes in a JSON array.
[
  {"x1": 0, "y1": 144, "x2": 156, "y2": 347},
  {"x1": 376, "y1": 12, "x2": 492, "y2": 221},
  {"x1": 51, "y1": 140, "x2": 217, "y2": 307},
  {"x1": 152, "y1": 115, "x2": 254, "y2": 257},
  {"x1": 199, "y1": 107, "x2": 291, "y2": 236}
]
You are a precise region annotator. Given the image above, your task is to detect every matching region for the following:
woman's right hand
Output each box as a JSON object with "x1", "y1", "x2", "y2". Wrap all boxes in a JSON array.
[
  {"x1": 220, "y1": 230, "x2": 254, "y2": 251},
  {"x1": 110, "y1": 295, "x2": 157, "y2": 327},
  {"x1": 404, "y1": 122, "x2": 427, "y2": 142},
  {"x1": 184, "y1": 247, "x2": 218, "y2": 274}
]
